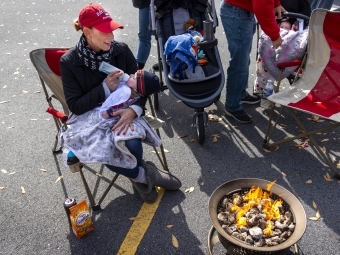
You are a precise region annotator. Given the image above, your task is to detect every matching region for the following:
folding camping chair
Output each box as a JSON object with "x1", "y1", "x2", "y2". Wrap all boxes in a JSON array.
[
  {"x1": 29, "y1": 48, "x2": 169, "y2": 210},
  {"x1": 263, "y1": 9, "x2": 340, "y2": 179}
]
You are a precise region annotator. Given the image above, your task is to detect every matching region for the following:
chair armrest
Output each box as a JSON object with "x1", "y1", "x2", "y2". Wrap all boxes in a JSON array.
[
  {"x1": 277, "y1": 60, "x2": 302, "y2": 69},
  {"x1": 46, "y1": 107, "x2": 68, "y2": 123}
]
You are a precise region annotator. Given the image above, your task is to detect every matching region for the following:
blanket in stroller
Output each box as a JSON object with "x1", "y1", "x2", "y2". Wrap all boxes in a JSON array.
[
  {"x1": 58, "y1": 109, "x2": 161, "y2": 169},
  {"x1": 254, "y1": 28, "x2": 308, "y2": 94}
]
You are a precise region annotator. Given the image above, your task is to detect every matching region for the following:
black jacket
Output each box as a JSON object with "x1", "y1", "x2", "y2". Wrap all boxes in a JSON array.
[
  {"x1": 132, "y1": 0, "x2": 150, "y2": 9},
  {"x1": 60, "y1": 41, "x2": 145, "y2": 115}
]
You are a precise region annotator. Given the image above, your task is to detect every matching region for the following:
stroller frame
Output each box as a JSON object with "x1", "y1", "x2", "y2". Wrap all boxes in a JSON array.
[{"x1": 149, "y1": 0, "x2": 225, "y2": 144}]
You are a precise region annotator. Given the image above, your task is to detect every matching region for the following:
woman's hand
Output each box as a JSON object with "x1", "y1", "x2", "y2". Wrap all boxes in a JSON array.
[
  {"x1": 272, "y1": 36, "x2": 283, "y2": 49},
  {"x1": 110, "y1": 108, "x2": 136, "y2": 135},
  {"x1": 105, "y1": 70, "x2": 123, "y2": 92}
]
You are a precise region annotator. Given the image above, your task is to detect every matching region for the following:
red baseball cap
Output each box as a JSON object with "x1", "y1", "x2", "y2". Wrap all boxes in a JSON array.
[{"x1": 78, "y1": 3, "x2": 123, "y2": 33}]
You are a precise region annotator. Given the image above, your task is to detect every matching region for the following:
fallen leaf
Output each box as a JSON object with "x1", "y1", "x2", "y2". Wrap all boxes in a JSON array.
[
  {"x1": 129, "y1": 217, "x2": 137, "y2": 221},
  {"x1": 172, "y1": 234, "x2": 179, "y2": 248},
  {"x1": 212, "y1": 136, "x2": 218, "y2": 143},
  {"x1": 176, "y1": 100, "x2": 181, "y2": 103},
  {"x1": 185, "y1": 186, "x2": 195, "y2": 193},
  {"x1": 8, "y1": 172, "x2": 16, "y2": 175},
  {"x1": 190, "y1": 139, "x2": 196, "y2": 143},
  {"x1": 263, "y1": 146, "x2": 279, "y2": 152},
  {"x1": 0, "y1": 187, "x2": 4, "y2": 190},
  {"x1": 7, "y1": 126, "x2": 14, "y2": 129},
  {"x1": 208, "y1": 114, "x2": 222, "y2": 122},
  {"x1": 178, "y1": 134, "x2": 188, "y2": 138},
  {"x1": 295, "y1": 173, "x2": 300, "y2": 177},
  {"x1": 324, "y1": 173, "x2": 333, "y2": 182},
  {"x1": 55, "y1": 175, "x2": 63, "y2": 183},
  {"x1": 312, "y1": 201, "x2": 317, "y2": 209},
  {"x1": 306, "y1": 180, "x2": 313, "y2": 184},
  {"x1": 321, "y1": 139, "x2": 329, "y2": 142},
  {"x1": 1, "y1": 169, "x2": 7, "y2": 174},
  {"x1": 0, "y1": 100, "x2": 10, "y2": 104},
  {"x1": 167, "y1": 225, "x2": 174, "y2": 228},
  {"x1": 21, "y1": 186, "x2": 26, "y2": 194},
  {"x1": 316, "y1": 210, "x2": 321, "y2": 219},
  {"x1": 40, "y1": 169, "x2": 47, "y2": 172},
  {"x1": 309, "y1": 217, "x2": 319, "y2": 221}
]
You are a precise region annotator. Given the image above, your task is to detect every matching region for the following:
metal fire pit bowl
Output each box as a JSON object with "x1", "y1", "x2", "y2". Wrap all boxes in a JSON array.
[{"x1": 208, "y1": 178, "x2": 306, "y2": 255}]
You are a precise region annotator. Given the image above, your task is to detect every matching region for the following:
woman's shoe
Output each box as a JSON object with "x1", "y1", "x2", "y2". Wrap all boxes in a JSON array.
[
  {"x1": 130, "y1": 180, "x2": 158, "y2": 204},
  {"x1": 143, "y1": 161, "x2": 182, "y2": 190}
]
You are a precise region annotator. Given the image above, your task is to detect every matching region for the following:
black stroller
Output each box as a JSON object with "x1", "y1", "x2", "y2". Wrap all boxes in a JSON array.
[{"x1": 149, "y1": 0, "x2": 225, "y2": 144}]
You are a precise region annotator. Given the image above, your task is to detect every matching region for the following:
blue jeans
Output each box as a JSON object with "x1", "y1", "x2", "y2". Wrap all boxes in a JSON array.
[
  {"x1": 105, "y1": 138, "x2": 143, "y2": 179},
  {"x1": 135, "y1": 6, "x2": 152, "y2": 65},
  {"x1": 220, "y1": 1, "x2": 256, "y2": 112},
  {"x1": 311, "y1": 0, "x2": 334, "y2": 10}
]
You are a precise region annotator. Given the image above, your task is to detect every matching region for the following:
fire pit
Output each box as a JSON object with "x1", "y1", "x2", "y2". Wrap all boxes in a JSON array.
[{"x1": 208, "y1": 178, "x2": 306, "y2": 255}]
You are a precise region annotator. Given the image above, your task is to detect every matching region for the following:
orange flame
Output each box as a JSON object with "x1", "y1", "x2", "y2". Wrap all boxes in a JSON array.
[{"x1": 232, "y1": 184, "x2": 282, "y2": 231}]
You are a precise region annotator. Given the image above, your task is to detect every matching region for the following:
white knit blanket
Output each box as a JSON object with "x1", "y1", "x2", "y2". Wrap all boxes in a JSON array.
[{"x1": 58, "y1": 108, "x2": 162, "y2": 169}]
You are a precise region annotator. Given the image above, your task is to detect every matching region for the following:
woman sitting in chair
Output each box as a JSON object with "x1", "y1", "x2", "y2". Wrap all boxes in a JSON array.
[{"x1": 59, "y1": 3, "x2": 181, "y2": 204}]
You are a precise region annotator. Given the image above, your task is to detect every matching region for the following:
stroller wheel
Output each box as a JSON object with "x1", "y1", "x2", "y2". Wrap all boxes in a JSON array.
[{"x1": 192, "y1": 111, "x2": 206, "y2": 144}]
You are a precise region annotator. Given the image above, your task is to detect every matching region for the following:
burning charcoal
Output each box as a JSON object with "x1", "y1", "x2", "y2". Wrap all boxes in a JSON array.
[
  {"x1": 283, "y1": 219, "x2": 292, "y2": 226},
  {"x1": 233, "y1": 195, "x2": 243, "y2": 206},
  {"x1": 275, "y1": 220, "x2": 287, "y2": 230},
  {"x1": 224, "y1": 224, "x2": 238, "y2": 235},
  {"x1": 249, "y1": 226, "x2": 263, "y2": 240},
  {"x1": 240, "y1": 226, "x2": 249, "y2": 233},
  {"x1": 280, "y1": 215, "x2": 285, "y2": 223},
  {"x1": 258, "y1": 219, "x2": 267, "y2": 229},
  {"x1": 284, "y1": 211, "x2": 292, "y2": 221},
  {"x1": 265, "y1": 238, "x2": 275, "y2": 246},
  {"x1": 274, "y1": 229, "x2": 282, "y2": 235},
  {"x1": 246, "y1": 214, "x2": 261, "y2": 227},
  {"x1": 231, "y1": 231, "x2": 242, "y2": 239},
  {"x1": 245, "y1": 235, "x2": 254, "y2": 244},
  {"x1": 232, "y1": 193, "x2": 240, "y2": 199},
  {"x1": 254, "y1": 238, "x2": 266, "y2": 247},
  {"x1": 240, "y1": 232, "x2": 248, "y2": 241},
  {"x1": 218, "y1": 212, "x2": 230, "y2": 224},
  {"x1": 280, "y1": 231, "x2": 289, "y2": 239},
  {"x1": 249, "y1": 207, "x2": 260, "y2": 214},
  {"x1": 271, "y1": 230, "x2": 281, "y2": 236},
  {"x1": 222, "y1": 197, "x2": 229, "y2": 208},
  {"x1": 271, "y1": 236, "x2": 283, "y2": 244},
  {"x1": 288, "y1": 223, "x2": 295, "y2": 231}
]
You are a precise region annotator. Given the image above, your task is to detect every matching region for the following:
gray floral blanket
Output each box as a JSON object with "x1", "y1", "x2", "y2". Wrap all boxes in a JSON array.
[{"x1": 58, "y1": 109, "x2": 162, "y2": 169}]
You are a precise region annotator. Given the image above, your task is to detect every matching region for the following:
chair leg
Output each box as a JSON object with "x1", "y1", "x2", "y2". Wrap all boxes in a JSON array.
[{"x1": 79, "y1": 168, "x2": 101, "y2": 211}]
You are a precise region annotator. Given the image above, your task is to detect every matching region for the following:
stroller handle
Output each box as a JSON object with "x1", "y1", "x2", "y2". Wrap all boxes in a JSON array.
[{"x1": 282, "y1": 12, "x2": 310, "y2": 22}]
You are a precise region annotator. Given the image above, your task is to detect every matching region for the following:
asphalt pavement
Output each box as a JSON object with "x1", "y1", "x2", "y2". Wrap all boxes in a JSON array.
[{"x1": 1, "y1": 1, "x2": 340, "y2": 255}]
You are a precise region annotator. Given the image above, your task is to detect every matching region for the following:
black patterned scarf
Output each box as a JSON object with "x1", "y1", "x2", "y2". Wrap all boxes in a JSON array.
[{"x1": 76, "y1": 34, "x2": 114, "y2": 71}]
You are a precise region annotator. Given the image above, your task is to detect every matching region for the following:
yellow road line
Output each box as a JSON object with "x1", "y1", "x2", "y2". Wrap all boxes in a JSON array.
[{"x1": 117, "y1": 187, "x2": 165, "y2": 255}]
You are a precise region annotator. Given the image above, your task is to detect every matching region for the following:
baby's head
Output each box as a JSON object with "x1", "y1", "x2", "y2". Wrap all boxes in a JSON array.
[
  {"x1": 125, "y1": 70, "x2": 160, "y2": 97},
  {"x1": 279, "y1": 19, "x2": 292, "y2": 30}
]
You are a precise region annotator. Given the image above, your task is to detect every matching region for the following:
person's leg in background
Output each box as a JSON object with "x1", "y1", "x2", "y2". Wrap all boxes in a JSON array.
[
  {"x1": 219, "y1": 1, "x2": 258, "y2": 123},
  {"x1": 311, "y1": 0, "x2": 334, "y2": 10},
  {"x1": 136, "y1": 6, "x2": 152, "y2": 69}
]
